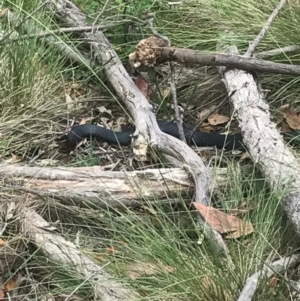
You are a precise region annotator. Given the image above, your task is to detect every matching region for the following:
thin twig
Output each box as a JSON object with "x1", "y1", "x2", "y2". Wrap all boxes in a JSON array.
[
  {"x1": 245, "y1": 0, "x2": 287, "y2": 57},
  {"x1": 237, "y1": 254, "x2": 300, "y2": 301},
  {"x1": 255, "y1": 44, "x2": 300, "y2": 58},
  {"x1": 0, "y1": 21, "x2": 132, "y2": 45},
  {"x1": 0, "y1": 1, "x2": 49, "y2": 44},
  {"x1": 170, "y1": 61, "x2": 187, "y2": 143},
  {"x1": 147, "y1": 18, "x2": 186, "y2": 142},
  {"x1": 92, "y1": 0, "x2": 109, "y2": 27}
]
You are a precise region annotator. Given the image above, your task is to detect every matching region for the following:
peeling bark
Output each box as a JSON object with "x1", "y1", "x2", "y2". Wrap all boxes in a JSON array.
[
  {"x1": 0, "y1": 164, "x2": 234, "y2": 208},
  {"x1": 218, "y1": 46, "x2": 300, "y2": 235}
]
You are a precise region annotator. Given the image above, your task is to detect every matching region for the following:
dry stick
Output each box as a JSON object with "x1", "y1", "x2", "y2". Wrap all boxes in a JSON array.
[
  {"x1": 48, "y1": 0, "x2": 227, "y2": 252},
  {"x1": 92, "y1": 0, "x2": 109, "y2": 27},
  {"x1": 169, "y1": 61, "x2": 187, "y2": 143},
  {"x1": 244, "y1": 0, "x2": 288, "y2": 57},
  {"x1": 0, "y1": 21, "x2": 132, "y2": 45},
  {"x1": 147, "y1": 18, "x2": 186, "y2": 143},
  {"x1": 255, "y1": 44, "x2": 300, "y2": 58},
  {"x1": 20, "y1": 208, "x2": 138, "y2": 301},
  {"x1": 237, "y1": 254, "x2": 300, "y2": 301},
  {"x1": 5, "y1": 10, "x2": 94, "y2": 72},
  {"x1": 0, "y1": 1, "x2": 49, "y2": 44},
  {"x1": 157, "y1": 47, "x2": 300, "y2": 76}
]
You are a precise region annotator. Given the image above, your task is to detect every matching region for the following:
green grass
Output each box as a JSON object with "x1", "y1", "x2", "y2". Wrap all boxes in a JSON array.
[{"x1": 1, "y1": 0, "x2": 300, "y2": 300}]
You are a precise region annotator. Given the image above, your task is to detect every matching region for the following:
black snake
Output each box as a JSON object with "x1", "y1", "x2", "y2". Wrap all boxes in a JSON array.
[{"x1": 67, "y1": 120, "x2": 300, "y2": 150}]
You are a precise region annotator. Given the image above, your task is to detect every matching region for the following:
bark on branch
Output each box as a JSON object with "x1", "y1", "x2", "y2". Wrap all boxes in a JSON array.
[
  {"x1": 20, "y1": 207, "x2": 138, "y2": 301},
  {"x1": 0, "y1": 164, "x2": 234, "y2": 208},
  {"x1": 217, "y1": 46, "x2": 300, "y2": 237},
  {"x1": 132, "y1": 46, "x2": 300, "y2": 76}
]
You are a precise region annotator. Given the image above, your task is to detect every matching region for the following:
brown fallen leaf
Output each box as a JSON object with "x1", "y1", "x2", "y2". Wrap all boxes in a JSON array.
[
  {"x1": 135, "y1": 74, "x2": 151, "y2": 99},
  {"x1": 270, "y1": 276, "x2": 279, "y2": 288},
  {"x1": 95, "y1": 255, "x2": 107, "y2": 262},
  {"x1": 0, "y1": 7, "x2": 9, "y2": 17},
  {"x1": 0, "y1": 238, "x2": 6, "y2": 246},
  {"x1": 4, "y1": 278, "x2": 16, "y2": 291},
  {"x1": 200, "y1": 122, "x2": 215, "y2": 133},
  {"x1": 105, "y1": 245, "x2": 119, "y2": 255},
  {"x1": 125, "y1": 260, "x2": 176, "y2": 279},
  {"x1": 240, "y1": 151, "x2": 251, "y2": 161},
  {"x1": 283, "y1": 109, "x2": 300, "y2": 130},
  {"x1": 208, "y1": 113, "x2": 230, "y2": 126},
  {"x1": 193, "y1": 202, "x2": 254, "y2": 239},
  {"x1": 197, "y1": 106, "x2": 218, "y2": 121}
]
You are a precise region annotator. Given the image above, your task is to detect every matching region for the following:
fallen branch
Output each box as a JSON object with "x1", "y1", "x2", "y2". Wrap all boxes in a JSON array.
[
  {"x1": 245, "y1": 0, "x2": 287, "y2": 57},
  {"x1": 146, "y1": 47, "x2": 300, "y2": 76},
  {"x1": 255, "y1": 45, "x2": 300, "y2": 58},
  {"x1": 20, "y1": 207, "x2": 138, "y2": 301},
  {"x1": 0, "y1": 164, "x2": 236, "y2": 208},
  {"x1": 237, "y1": 254, "x2": 300, "y2": 301},
  {"x1": 0, "y1": 21, "x2": 134, "y2": 45}
]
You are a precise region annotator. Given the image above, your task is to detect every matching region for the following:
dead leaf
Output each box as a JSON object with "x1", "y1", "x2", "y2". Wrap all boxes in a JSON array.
[
  {"x1": 0, "y1": 7, "x2": 8, "y2": 17},
  {"x1": 0, "y1": 239, "x2": 6, "y2": 246},
  {"x1": 197, "y1": 106, "x2": 217, "y2": 121},
  {"x1": 193, "y1": 202, "x2": 254, "y2": 238},
  {"x1": 208, "y1": 113, "x2": 230, "y2": 126},
  {"x1": 280, "y1": 122, "x2": 292, "y2": 133},
  {"x1": 240, "y1": 151, "x2": 250, "y2": 161},
  {"x1": 0, "y1": 290, "x2": 5, "y2": 299},
  {"x1": 96, "y1": 255, "x2": 107, "y2": 262},
  {"x1": 125, "y1": 261, "x2": 175, "y2": 279},
  {"x1": 5, "y1": 154, "x2": 22, "y2": 164},
  {"x1": 105, "y1": 245, "x2": 118, "y2": 255},
  {"x1": 200, "y1": 122, "x2": 215, "y2": 133},
  {"x1": 65, "y1": 93, "x2": 74, "y2": 111},
  {"x1": 11, "y1": 154, "x2": 22, "y2": 163},
  {"x1": 135, "y1": 75, "x2": 151, "y2": 99},
  {"x1": 4, "y1": 278, "x2": 16, "y2": 291},
  {"x1": 283, "y1": 109, "x2": 300, "y2": 130},
  {"x1": 79, "y1": 117, "x2": 91, "y2": 125},
  {"x1": 270, "y1": 276, "x2": 279, "y2": 288}
]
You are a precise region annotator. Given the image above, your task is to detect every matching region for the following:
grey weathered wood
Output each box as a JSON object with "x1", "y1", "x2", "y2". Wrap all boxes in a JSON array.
[
  {"x1": 20, "y1": 208, "x2": 138, "y2": 301},
  {"x1": 0, "y1": 164, "x2": 232, "y2": 208}
]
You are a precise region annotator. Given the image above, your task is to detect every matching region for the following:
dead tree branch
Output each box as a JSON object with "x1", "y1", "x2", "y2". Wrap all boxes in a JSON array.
[
  {"x1": 237, "y1": 254, "x2": 300, "y2": 301},
  {"x1": 20, "y1": 207, "x2": 138, "y2": 301},
  {"x1": 245, "y1": 0, "x2": 287, "y2": 57},
  {"x1": 255, "y1": 45, "x2": 300, "y2": 58},
  {"x1": 130, "y1": 44, "x2": 300, "y2": 76},
  {"x1": 0, "y1": 21, "x2": 133, "y2": 45},
  {"x1": 0, "y1": 164, "x2": 235, "y2": 208}
]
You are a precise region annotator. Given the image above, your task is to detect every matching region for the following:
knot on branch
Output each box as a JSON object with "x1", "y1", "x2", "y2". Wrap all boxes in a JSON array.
[{"x1": 129, "y1": 36, "x2": 168, "y2": 70}]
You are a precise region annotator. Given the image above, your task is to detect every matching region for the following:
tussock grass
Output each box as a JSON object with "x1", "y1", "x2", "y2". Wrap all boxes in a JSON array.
[{"x1": 1, "y1": 0, "x2": 300, "y2": 300}]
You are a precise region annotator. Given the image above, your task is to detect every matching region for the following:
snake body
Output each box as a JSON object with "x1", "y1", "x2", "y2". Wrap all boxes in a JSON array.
[
  {"x1": 67, "y1": 120, "x2": 300, "y2": 150},
  {"x1": 67, "y1": 120, "x2": 244, "y2": 149}
]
